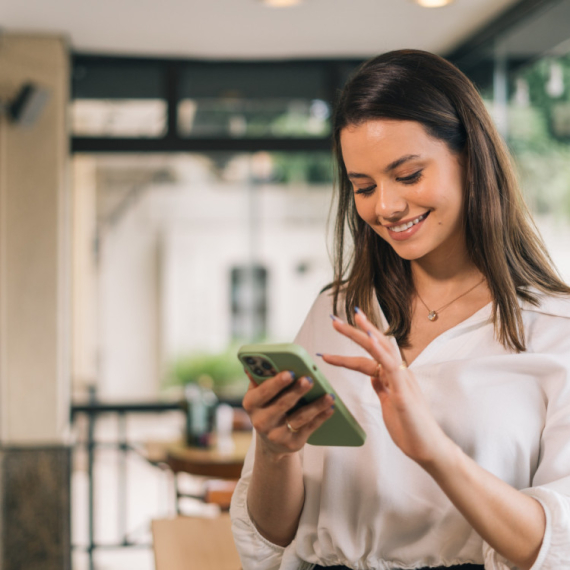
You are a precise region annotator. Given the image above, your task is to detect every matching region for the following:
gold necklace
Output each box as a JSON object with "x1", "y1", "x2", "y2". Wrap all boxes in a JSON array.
[{"x1": 416, "y1": 278, "x2": 486, "y2": 322}]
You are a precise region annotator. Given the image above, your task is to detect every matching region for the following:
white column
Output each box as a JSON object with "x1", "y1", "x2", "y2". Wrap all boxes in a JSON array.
[
  {"x1": 72, "y1": 156, "x2": 99, "y2": 394},
  {"x1": 0, "y1": 33, "x2": 71, "y2": 445}
]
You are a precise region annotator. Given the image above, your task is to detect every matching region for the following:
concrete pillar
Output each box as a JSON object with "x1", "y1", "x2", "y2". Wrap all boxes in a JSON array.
[{"x1": 0, "y1": 33, "x2": 71, "y2": 570}]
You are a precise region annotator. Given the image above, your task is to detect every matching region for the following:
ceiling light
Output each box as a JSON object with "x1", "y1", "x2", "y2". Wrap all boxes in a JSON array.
[
  {"x1": 414, "y1": 0, "x2": 454, "y2": 7},
  {"x1": 261, "y1": 0, "x2": 303, "y2": 7}
]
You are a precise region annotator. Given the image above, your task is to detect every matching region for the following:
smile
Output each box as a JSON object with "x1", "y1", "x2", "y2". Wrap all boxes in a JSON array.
[{"x1": 388, "y1": 212, "x2": 429, "y2": 233}]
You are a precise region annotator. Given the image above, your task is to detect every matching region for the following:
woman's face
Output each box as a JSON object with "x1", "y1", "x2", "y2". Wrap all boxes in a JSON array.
[{"x1": 340, "y1": 119, "x2": 466, "y2": 264}]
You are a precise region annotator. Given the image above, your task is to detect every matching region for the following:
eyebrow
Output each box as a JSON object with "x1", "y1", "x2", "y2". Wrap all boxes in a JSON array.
[{"x1": 347, "y1": 154, "x2": 421, "y2": 180}]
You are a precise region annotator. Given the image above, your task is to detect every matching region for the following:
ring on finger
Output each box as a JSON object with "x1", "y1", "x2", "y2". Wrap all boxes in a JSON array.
[
  {"x1": 373, "y1": 362, "x2": 383, "y2": 378},
  {"x1": 399, "y1": 362, "x2": 408, "y2": 370},
  {"x1": 286, "y1": 419, "x2": 299, "y2": 434}
]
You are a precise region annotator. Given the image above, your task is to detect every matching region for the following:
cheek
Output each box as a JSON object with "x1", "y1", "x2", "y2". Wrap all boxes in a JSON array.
[{"x1": 354, "y1": 198, "x2": 375, "y2": 222}]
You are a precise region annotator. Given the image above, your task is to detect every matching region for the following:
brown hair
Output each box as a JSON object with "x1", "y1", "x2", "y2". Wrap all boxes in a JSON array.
[{"x1": 329, "y1": 49, "x2": 570, "y2": 352}]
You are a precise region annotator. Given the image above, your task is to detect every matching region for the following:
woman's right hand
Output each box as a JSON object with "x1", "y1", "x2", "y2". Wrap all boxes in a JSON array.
[{"x1": 242, "y1": 370, "x2": 335, "y2": 459}]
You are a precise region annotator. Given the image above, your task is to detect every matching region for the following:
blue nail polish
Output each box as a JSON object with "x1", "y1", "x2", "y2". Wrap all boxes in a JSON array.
[
  {"x1": 329, "y1": 393, "x2": 336, "y2": 400},
  {"x1": 288, "y1": 371, "x2": 296, "y2": 381},
  {"x1": 367, "y1": 330, "x2": 373, "y2": 337},
  {"x1": 306, "y1": 376, "x2": 314, "y2": 385},
  {"x1": 355, "y1": 306, "x2": 362, "y2": 314},
  {"x1": 316, "y1": 353, "x2": 323, "y2": 357}
]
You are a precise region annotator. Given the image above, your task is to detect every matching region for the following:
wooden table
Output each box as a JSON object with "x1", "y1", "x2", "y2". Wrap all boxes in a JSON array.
[
  {"x1": 140, "y1": 432, "x2": 252, "y2": 512},
  {"x1": 165, "y1": 431, "x2": 252, "y2": 480}
]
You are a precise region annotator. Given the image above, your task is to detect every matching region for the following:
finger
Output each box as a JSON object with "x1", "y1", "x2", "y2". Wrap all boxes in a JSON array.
[
  {"x1": 367, "y1": 334, "x2": 411, "y2": 396},
  {"x1": 330, "y1": 315, "x2": 372, "y2": 350},
  {"x1": 242, "y1": 370, "x2": 296, "y2": 412},
  {"x1": 252, "y1": 376, "x2": 315, "y2": 432},
  {"x1": 319, "y1": 354, "x2": 377, "y2": 377},
  {"x1": 354, "y1": 309, "x2": 400, "y2": 359},
  {"x1": 266, "y1": 375, "x2": 314, "y2": 414},
  {"x1": 371, "y1": 371, "x2": 390, "y2": 396},
  {"x1": 296, "y1": 405, "x2": 335, "y2": 437},
  {"x1": 286, "y1": 393, "x2": 335, "y2": 429},
  {"x1": 332, "y1": 312, "x2": 398, "y2": 365},
  {"x1": 366, "y1": 332, "x2": 399, "y2": 374}
]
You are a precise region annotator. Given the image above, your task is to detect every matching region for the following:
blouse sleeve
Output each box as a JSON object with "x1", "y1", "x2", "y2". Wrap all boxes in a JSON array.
[
  {"x1": 229, "y1": 434, "x2": 289, "y2": 570},
  {"x1": 230, "y1": 293, "x2": 327, "y2": 570},
  {"x1": 482, "y1": 355, "x2": 570, "y2": 570}
]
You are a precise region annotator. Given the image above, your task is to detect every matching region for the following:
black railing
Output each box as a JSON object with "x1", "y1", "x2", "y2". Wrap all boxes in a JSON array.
[
  {"x1": 71, "y1": 391, "x2": 184, "y2": 570},
  {"x1": 70, "y1": 390, "x2": 243, "y2": 570}
]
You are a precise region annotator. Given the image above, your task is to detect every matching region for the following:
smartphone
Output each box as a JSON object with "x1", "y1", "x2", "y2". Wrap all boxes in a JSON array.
[{"x1": 238, "y1": 343, "x2": 366, "y2": 447}]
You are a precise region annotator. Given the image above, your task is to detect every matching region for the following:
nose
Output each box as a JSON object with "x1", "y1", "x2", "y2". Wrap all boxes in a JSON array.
[{"x1": 375, "y1": 182, "x2": 408, "y2": 223}]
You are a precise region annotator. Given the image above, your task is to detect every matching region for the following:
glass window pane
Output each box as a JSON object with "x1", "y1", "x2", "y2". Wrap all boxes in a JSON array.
[
  {"x1": 71, "y1": 99, "x2": 167, "y2": 138},
  {"x1": 177, "y1": 62, "x2": 332, "y2": 138},
  {"x1": 178, "y1": 98, "x2": 331, "y2": 138}
]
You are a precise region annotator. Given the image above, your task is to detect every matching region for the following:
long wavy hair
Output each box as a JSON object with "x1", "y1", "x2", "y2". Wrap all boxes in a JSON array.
[{"x1": 329, "y1": 49, "x2": 570, "y2": 352}]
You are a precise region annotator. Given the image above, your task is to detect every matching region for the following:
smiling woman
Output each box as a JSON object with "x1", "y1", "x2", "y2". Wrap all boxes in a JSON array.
[
  {"x1": 230, "y1": 50, "x2": 570, "y2": 570},
  {"x1": 341, "y1": 120, "x2": 465, "y2": 257}
]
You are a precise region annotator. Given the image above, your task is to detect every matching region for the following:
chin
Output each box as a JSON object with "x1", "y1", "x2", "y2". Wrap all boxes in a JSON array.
[{"x1": 388, "y1": 242, "x2": 433, "y2": 262}]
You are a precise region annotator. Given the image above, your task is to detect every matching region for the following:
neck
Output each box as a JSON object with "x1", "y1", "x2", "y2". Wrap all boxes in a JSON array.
[{"x1": 410, "y1": 245, "x2": 483, "y2": 296}]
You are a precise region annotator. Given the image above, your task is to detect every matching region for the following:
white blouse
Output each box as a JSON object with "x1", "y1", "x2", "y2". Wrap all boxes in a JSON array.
[{"x1": 230, "y1": 289, "x2": 570, "y2": 570}]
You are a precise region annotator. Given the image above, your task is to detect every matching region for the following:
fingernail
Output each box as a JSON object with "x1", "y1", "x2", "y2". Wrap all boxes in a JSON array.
[
  {"x1": 330, "y1": 314, "x2": 343, "y2": 323},
  {"x1": 316, "y1": 353, "x2": 323, "y2": 357},
  {"x1": 287, "y1": 371, "x2": 296, "y2": 382},
  {"x1": 329, "y1": 393, "x2": 336, "y2": 402},
  {"x1": 306, "y1": 376, "x2": 314, "y2": 385},
  {"x1": 355, "y1": 306, "x2": 362, "y2": 315},
  {"x1": 367, "y1": 330, "x2": 373, "y2": 337}
]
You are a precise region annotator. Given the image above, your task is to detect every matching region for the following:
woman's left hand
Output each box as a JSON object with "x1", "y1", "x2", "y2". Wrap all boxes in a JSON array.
[{"x1": 321, "y1": 309, "x2": 454, "y2": 468}]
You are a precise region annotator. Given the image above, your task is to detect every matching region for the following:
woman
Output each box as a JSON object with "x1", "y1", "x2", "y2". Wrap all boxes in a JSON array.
[{"x1": 230, "y1": 50, "x2": 570, "y2": 570}]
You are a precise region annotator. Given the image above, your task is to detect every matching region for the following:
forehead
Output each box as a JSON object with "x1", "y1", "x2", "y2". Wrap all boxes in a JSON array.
[{"x1": 340, "y1": 119, "x2": 444, "y2": 168}]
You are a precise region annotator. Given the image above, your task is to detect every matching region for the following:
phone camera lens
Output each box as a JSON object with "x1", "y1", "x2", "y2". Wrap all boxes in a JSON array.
[
  {"x1": 254, "y1": 367, "x2": 264, "y2": 376},
  {"x1": 261, "y1": 361, "x2": 272, "y2": 371},
  {"x1": 245, "y1": 357, "x2": 256, "y2": 365}
]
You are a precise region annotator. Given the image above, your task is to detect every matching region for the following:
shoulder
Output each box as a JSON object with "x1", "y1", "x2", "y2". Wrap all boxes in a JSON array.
[
  {"x1": 520, "y1": 291, "x2": 570, "y2": 354},
  {"x1": 306, "y1": 286, "x2": 347, "y2": 322},
  {"x1": 293, "y1": 287, "x2": 349, "y2": 350},
  {"x1": 520, "y1": 290, "x2": 570, "y2": 320}
]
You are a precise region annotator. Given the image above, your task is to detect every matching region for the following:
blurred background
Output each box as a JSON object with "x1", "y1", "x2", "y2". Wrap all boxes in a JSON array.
[{"x1": 2, "y1": 0, "x2": 570, "y2": 569}]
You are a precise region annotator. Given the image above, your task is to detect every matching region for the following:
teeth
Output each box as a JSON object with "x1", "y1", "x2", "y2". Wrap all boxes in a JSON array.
[{"x1": 391, "y1": 213, "x2": 426, "y2": 233}]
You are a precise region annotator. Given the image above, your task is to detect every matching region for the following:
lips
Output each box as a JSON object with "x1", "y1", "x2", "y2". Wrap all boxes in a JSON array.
[
  {"x1": 383, "y1": 211, "x2": 430, "y2": 242},
  {"x1": 387, "y1": 212, "x2": 429, "y2": 233}
]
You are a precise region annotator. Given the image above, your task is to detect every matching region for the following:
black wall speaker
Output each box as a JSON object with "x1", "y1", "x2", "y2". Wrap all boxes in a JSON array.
[{"x1": 7, "y1": 83, "x2": 51, "y2": 127}]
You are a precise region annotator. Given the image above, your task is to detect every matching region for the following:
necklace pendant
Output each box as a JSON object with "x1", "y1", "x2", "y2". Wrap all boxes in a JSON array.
[{"x1": 428, "y1": 311, "x2": 438, "y2": 321}]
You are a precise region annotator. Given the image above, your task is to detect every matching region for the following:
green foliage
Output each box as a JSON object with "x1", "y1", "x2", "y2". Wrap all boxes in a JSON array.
[
  {"x1": 504, "y1": 54, "x2": 570, "y2": 220},
  {"x1": 167, "y1": 347, "x2": 248, "y2": 397},
  {"x1": 271, "y1": 152, "x2": 334, "y2": 184}
]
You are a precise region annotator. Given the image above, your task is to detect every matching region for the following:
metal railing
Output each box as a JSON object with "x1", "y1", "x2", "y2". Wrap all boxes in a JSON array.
[
  {"x1": 70, "y1": 389, "x2": 243, "y2": 570},
  {"x1": 70, "y1": 390, "x2": 184, "y2": 570}
]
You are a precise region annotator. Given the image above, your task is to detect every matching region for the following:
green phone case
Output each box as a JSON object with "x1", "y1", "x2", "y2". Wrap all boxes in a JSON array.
[{"x1": 238, "y1": 343, "x2": 366, "y2": 447}]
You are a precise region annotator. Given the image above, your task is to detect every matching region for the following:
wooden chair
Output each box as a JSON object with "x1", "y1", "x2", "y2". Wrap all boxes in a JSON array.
[{"x1": 152, "y1": 513, "x2": 242, "y2": 570}]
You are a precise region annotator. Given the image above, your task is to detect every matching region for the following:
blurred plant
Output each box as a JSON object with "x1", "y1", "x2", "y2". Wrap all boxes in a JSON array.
[
  {"x1": 271, "y1": 152, "x2": 334, "y2": 184},
  {"x1": 166, "y1": 347, "x2": 249, "y2": 397},
  {"x1": 493, "y1": 52, "x2": 570, "y2": 221}
]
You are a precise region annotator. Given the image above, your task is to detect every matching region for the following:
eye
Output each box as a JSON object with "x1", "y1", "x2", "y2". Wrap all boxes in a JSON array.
[
  {"x1": 354, "y1": 185, "x2": 376, "y2": 196},
  {"x1": 396, "y1": 170, "x2": 423, "y2": 185}
]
